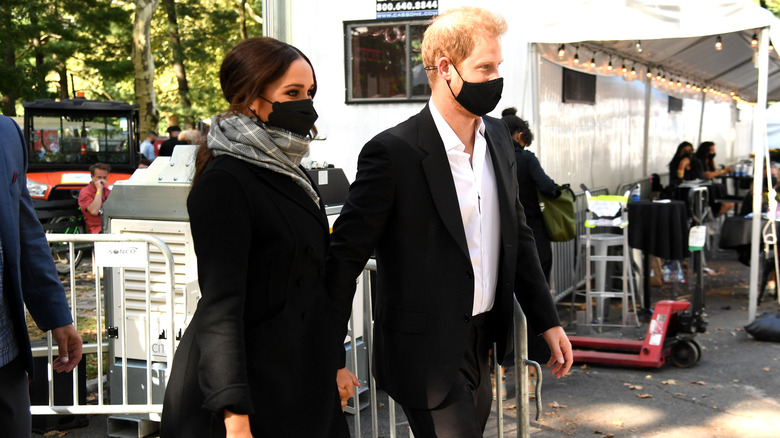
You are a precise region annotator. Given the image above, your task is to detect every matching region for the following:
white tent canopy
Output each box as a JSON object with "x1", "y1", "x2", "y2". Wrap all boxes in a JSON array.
[{"x1": 513, "y1": 0, "x2": 780, "y2": 321}]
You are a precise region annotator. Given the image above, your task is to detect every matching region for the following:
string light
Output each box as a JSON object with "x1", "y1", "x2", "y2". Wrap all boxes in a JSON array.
[
  {"x1": 656, "y1": 71, "x2": 662, "y2": 80},
  {"x1": 715, "y1": 36, "x2": 722, "y2": 51},
  {"x1": 558, "y1": 44, "x2": 565, "y2": 58},
  {"x1": 751, "y1": 33, "x2": 758, "y2": 47},
  {"x1": 573, "y1": 52, "x2": 579, "y2": 64},
  {"x1": 646, "y1": 71, "x2": 653, "y2": 78},
  {"x1": 630, "y1": 65, "x2": 636, "y2": 76},
  {"x1": 607, "y1": 57, "x2": 613, "y2": 71},
  {"x1": 590, "y1": 57, "x2": 596, "y2": 68},
  {"x1": 635, "y1": 40, "x2": 643, "y2": 53},
  {"x1": 621, "y1": 63, "x2": 627, "y2": 73},
  {"x1": 770, "y1": 40, "x2": 775, "y2": 52}
]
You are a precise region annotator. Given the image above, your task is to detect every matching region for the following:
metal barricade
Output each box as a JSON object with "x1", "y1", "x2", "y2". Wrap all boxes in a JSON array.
[
  {"x1": 347, "y1": 261, "x2": 543, "y2": 438},
  {"x1": 31, "y1": 233, "x2": 176, "y2": 418}
]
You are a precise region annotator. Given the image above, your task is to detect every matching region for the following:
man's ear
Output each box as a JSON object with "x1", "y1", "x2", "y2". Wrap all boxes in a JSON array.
[{"x1": 437, "y1": 57, "x2": 452, "y2": 82}]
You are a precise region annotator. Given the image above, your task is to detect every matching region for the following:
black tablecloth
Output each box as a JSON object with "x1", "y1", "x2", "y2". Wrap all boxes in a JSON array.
[
  {"x1": 628, "y1": 200, "x2": 689, "y2": 260},
  {"x1": 719, "y1": 216, "x2": 767, "y2": 249}
]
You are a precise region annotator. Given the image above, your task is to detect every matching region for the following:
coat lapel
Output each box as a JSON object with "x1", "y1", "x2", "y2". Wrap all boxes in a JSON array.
[
  {"x1": 417, "y1": 105, "x2": 470, "y2": 259},
  {"x1": 257, "y1": 167, "x2": 329, "y2": 231},
  {"x1": 484, "y1": 118, "x2": 518, "y2": 248}
]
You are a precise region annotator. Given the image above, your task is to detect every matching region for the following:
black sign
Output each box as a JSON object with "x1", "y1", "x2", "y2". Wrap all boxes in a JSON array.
[{"x1": 376, "y1": 0, "x2": 438, "y2": 18}]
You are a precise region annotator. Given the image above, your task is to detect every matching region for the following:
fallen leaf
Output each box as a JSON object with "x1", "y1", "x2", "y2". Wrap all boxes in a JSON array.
[
  {"x1": 763, "y1": 367, "x2": 771, "y2": 372},
  {"x1": 580, "y1": 364, "x2": 591, "y2": 370},
  {"x1": 611, "y1": 420, "x2": 624, "y2": 427},
  {"x1": 692, "y1": 381, "x2": 707, "y2": 386},
  {"x1": 645, "y1": 374, "x2": 653, "y2": 379},
  {"x1": 674, "y1": 393, "x2": 684, "y2": 396},
  {"x1": 548, "y1": 401, "x2": 568, "y2": 409},
  {"x1": 661, "y1": 379, "x2": 677, "y2": 385},
  {"x1": 504, "y1": 404, "x2": 517, "y2": 410},
  {"x1": 624, "y1": 384, "x2": 643, "y2": 390},
  {"x1": 637, "y1": 393, "x2": 653, "y2": 398}
]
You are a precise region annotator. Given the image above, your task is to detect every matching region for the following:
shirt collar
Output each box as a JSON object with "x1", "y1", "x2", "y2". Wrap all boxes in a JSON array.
[{"x1": 429, "y1": 99, "x2": 485, "y2": 152}]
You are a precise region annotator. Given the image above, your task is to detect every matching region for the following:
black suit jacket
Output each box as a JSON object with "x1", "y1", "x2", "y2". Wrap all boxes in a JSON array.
[
  {"x1": 161, "y1": 156, "x2": 345, "y2": 437},
  {"x1": 326, "y1": 105, "x2": 560, "y2": 409}
]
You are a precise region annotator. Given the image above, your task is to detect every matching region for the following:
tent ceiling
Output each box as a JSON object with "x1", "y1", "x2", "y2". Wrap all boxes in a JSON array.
[{"x1": 580, "y1": 30, "x2": 780, "y2": 102}]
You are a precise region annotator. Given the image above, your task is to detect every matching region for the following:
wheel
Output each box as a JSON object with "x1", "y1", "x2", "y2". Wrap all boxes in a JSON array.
[
  {"x1": 690, "y1": 339, "x2": 703, "y2": 363},
  {"x1": 670, "y1": 340, "x2": 700, "y2": 368},
  {"x1": 47, "y1": 216, "x2": 85, "y2": 274}
]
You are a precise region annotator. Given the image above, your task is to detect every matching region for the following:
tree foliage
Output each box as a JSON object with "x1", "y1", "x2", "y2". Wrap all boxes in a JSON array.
[{"x1": 1, "y1": 0, "x2": 262, "y2": 133}]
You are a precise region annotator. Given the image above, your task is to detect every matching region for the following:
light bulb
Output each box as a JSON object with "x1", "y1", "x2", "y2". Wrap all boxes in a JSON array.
[
  {"x1": 590, "y1": 57, "x2": 596, "y2": 68},
  {"x1": 574, "y1": 53, "x2": 579, "y2": 64},
  {"x1": 715, "y1": 36, "x2": 722, "y2": 51},
  {"x1": 558, "y1": 44, "x2": 565, "y2": 57},
  {"x1": 751, "y1": 34, "x2": 758, "y2": 47}
]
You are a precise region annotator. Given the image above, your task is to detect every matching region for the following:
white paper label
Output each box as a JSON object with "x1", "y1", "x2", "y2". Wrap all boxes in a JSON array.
[
  {"x1": 689, "y1": 225, "x2": 707, "y2": 251},
  {"x1": 318, "y1": 170, "x2": 328, "y2": 185},
  {"x1": 94, "y1": 242, "x2": 148, "y2": 268}
]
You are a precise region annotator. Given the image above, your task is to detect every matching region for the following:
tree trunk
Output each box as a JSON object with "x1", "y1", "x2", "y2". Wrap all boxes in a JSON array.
[
  {"x1": 163, "y1": 0, "x2": 192, "y2": 125},
  {"x1": 133, "y1": 0, "x2": 160, "y2": 139},
  {"x1": 1, "y1": 49, "x2": 17, "y2": 116},
  {"x1": 30, "y1": 9, "x2": 47, "y2": 98},
  {"x1": 239, "y1": 0, "x2": 247, "y2": 40},
  {"x1": 58, "y1": 67, "x2": 69, "y2": 99}
]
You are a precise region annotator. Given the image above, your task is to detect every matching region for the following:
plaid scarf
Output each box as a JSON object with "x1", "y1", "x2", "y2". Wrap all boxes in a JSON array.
[{"x1": 207, "y1": 112, "x2": 319, "y2": 205}]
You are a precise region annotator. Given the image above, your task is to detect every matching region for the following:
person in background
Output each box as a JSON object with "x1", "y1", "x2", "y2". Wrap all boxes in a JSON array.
[
  {"x1": 78, "y1": 163, "x2": 111, "y2": 234},
  {"x1": 326, "y1": 8, "x2": 572, "y2": 436},
  {"x1": 668, "y1": 141, "x2": 695, "y2": 188},
  {"x1": 177, "y1": 129, "x2": 202, "y2": 145},
  {"x1": 158, "y1": 126, "x2": 182, "y2": 157},
  {"x1": 0, "y1": 115, "x2": 83, "y2": 436},
  {"x1": 160, "y1": 37, "x2": 350, "y2": 438},
  {"x1": 139, "y1": 131, "x2": 158, "y2": 160},
  {"x1": 137, "y1": 158, "x2": 153, "y2": 169},
  {"x1": 501, "y1": 107, "x2": 559, "y2": 389},
  {"x1": 692, "y1": 141, "x2": 735, "y2": 217}
]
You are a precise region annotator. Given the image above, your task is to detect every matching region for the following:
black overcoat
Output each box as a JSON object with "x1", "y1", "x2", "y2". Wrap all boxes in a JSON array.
[{"x1": 161, "y1": 155, "x2": 345, "y2": 437}]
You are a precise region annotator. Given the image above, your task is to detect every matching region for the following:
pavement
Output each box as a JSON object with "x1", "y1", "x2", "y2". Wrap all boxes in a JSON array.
[{"x1": 32, "y1": 250, "x2": 780, "y2": 437}]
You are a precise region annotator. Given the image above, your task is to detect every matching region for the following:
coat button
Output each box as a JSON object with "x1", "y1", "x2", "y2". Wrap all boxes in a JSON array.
[
  {"x1": 465, "y1": 270, "x2": 474, "y2": 279},
  {"x1": 463, "y1": 314, "x2": 471, "y2": 322}
]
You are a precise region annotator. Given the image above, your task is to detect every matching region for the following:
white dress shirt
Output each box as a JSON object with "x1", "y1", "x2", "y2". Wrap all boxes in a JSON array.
[{"x1": 429, "y1": 101, "x2": 501, "y2": 316}]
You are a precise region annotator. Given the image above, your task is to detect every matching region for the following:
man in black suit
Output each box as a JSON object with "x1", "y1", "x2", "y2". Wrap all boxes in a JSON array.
[
  {"x1": 158, "y1": 125, "x2": 182, "y2": 157},
  {"x1": 327, "y1": 6, "x2": 572, "y2": 436}
]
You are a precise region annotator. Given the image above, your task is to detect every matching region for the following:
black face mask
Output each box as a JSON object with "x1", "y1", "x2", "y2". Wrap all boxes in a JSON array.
[
  {"x1": 708, "y1": 153, "x2": 716, "y2": 160},
  {"x1": 258, "y1": 97, "x2": 318, "y2": 137},
  {"x1": 446, "y1": 63, "x2": 503, "y2": 117}
]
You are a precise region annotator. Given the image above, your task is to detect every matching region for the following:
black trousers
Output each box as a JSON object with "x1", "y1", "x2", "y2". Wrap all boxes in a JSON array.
[
  {"x1": 0, "y1": 355, "x2": 31, "y2": 437},
  {"x1": 402, "y1": 313, "x2": 493, "y2": 438}
]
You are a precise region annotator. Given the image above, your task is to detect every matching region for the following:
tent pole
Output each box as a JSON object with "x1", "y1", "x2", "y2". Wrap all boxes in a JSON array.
[
  {"x1": 749, "y1": 26, "x2": 770, "y2": 323},
  {"x1": 642, "y1": 75, "x2": 652, "y2": 177},
  {"x1": 530, "y1": 43, "x2": 541, "y2": 158},
  {"x1": 697, "y1": 91, "x2": 706, "y2": 147}
]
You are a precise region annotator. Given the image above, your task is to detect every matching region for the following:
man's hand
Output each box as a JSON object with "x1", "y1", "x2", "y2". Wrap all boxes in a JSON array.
[
  {"x1": 336, "y1": 367, "x2": 360, "y2": 410},
  {"x1": 224, "y1": 410, "x2": 253, "y2": 437},
  {"x1": 541, "y1": 326, "x2": 573, "y2": 379},
  {"x1": 51, "y1": 324, "x2": 83, "y2": 373}
]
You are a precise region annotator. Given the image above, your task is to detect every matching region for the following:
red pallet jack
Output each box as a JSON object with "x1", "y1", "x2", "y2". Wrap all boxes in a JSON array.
[
  {"x1": 569, "y1": 185, "x2": 709, "y2": 369},
  {"x1": 571, "y1": 300, "x2": 702, "y2": 368}
]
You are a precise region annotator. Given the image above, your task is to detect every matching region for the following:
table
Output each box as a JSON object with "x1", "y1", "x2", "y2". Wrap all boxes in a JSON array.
[{"x1": 628, "y1": 200, "x2": 689, "y2": 314}]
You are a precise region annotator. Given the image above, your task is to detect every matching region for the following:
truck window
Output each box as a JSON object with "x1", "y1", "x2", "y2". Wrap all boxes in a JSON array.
[{"x1": 28, "y1": 115, "x2": 132, "y2": 166}]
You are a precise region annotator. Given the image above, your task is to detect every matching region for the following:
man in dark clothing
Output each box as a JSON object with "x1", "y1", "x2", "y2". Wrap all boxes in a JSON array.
[{"x1": 158, "y1": 125, "x2": 183, "y2": 157}]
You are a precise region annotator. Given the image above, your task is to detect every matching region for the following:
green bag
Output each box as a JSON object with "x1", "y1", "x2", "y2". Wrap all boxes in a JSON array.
[{"x1": 537, "y1": 184, "x2": 577, "y2": 242}]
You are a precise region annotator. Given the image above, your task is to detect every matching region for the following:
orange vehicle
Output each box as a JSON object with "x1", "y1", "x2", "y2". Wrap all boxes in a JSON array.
[{"x1": 23, "y1": 96, "x2": 140, "y2": 272}]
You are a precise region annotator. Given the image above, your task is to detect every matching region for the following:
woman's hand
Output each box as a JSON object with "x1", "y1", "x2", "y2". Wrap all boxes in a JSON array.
[{"x1": 224, "y1": 410, "x2": 253, "y2": 437}]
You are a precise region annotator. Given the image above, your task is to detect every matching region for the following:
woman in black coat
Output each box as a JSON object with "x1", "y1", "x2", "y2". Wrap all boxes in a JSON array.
[
  {"x1": 161, "y1": 37, "x2": 351, "y2": 437},
  {"x1": 501, "y1": 108, "x2": 559, "y2": 364}
]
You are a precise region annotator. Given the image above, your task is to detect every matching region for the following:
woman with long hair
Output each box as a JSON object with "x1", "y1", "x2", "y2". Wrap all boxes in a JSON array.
[{"x1": 161, "y1": 37, "x2": 350, "y2": 437}]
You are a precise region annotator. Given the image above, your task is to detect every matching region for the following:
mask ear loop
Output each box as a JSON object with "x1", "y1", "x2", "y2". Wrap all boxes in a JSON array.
[{"x1": 248, "y1": 106, "x2": 264, "y2": 125}]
